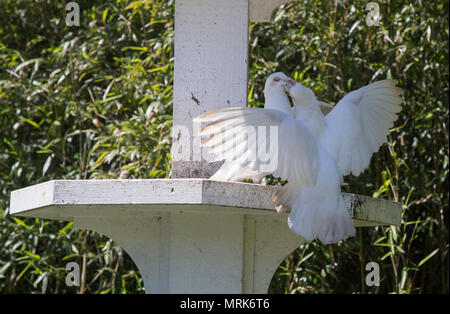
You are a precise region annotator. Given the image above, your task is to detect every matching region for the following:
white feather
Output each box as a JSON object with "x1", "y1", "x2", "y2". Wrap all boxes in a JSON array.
[
  {"x1": 273, "y1": 79, "x2": 402, "y2": 244},
  {"x1": 197, "y1": 106, "x2": 319, "y2": 187},
  {"x1": 321, "y1": 79, "x2": 403, "y2": 176},
  {"x1": 197, "y1": 72, "x2": 296, "y2": 182}
]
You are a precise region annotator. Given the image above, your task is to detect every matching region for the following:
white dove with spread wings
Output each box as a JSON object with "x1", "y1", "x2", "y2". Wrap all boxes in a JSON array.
[{"x1": 196, "y1": 75, "x2": 402, "y2": 244}]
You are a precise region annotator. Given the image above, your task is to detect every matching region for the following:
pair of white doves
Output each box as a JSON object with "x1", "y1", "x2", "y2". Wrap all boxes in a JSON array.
[{"x1": 195, "y1": 73, "x2": 402, "y2": 244}]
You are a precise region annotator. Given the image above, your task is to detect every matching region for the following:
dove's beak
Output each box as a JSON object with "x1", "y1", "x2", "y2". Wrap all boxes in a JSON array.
[{"x1": 282, "y1": 78, "x2": 296, "y2": 91}]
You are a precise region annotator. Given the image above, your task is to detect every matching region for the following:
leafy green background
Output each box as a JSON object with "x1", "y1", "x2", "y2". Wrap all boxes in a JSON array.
[{"x1": 0, "y1": 0, "x2": 448, "y2": 293}]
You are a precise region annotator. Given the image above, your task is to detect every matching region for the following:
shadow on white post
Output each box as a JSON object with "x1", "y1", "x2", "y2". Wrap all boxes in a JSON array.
[{"x1": 74, "y1": 212, "x2": 304, "y2": 293}]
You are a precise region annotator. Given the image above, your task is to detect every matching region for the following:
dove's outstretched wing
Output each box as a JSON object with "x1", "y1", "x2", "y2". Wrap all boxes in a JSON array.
[
  {"x1": 320, "y1": 80, "x2": 402, "y2": 176},
  {"x1": 196, "y1": 107, "x2": 319, "y2": 187}
]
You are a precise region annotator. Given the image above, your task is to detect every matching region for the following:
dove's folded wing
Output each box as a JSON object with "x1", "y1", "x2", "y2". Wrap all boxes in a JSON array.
[
  {"x1": 320, "y1": 80, "x2": 402, "y2": 176},
  {"x1": 196, "y1": 107, "x2": 319, "y2": 187}
]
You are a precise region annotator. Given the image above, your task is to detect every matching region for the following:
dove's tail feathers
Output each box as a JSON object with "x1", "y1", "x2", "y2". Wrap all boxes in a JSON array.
[
  {"x1": 316, "y1": 194, "x2": 356, "y2": 244},
  {"x1": 283, "y1": 185, "x2": 356, "y2": 244}
]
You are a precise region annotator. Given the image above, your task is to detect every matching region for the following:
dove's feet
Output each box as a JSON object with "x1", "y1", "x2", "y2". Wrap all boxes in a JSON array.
[{"x1": 275, "y1": 204, "x2": 289, "y2": 213}]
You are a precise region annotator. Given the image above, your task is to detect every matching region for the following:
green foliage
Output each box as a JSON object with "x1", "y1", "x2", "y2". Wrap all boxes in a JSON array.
[
  {"x1": 0, "y1": 0, "x2": 448, "y2": 293},
  {"x1": 0, "y1": 0, "x2": 173, "y2": 293}
]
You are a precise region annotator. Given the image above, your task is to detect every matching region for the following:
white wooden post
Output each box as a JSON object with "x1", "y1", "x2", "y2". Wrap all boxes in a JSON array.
[
  {"x1": 172, "y1": 0, "x2": 250, "y2": 178},
  {"x1": 171, "y1": 0, "x2": 299, "y2": 178},
  {"x1": 9, "y1": 0, "x2": 403, "y2": 294}
]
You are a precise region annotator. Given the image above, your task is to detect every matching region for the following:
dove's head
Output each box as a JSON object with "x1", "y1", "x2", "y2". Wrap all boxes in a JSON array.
[
  {"x1": 288, "y1": 82, "x2": 316, "y2": 107},
  {"x1": 264, "y1": 72, "x2": 291, "y2": 96}
]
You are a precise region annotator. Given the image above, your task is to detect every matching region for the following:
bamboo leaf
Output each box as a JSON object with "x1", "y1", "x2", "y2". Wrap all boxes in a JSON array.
[{"x1": 418, "y1": 249, "x2": 439, "y2": 267}]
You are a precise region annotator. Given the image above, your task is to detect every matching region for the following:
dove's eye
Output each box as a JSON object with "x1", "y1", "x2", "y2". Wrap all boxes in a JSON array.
[{"x1": 273, "y1": 77, "x2": 281, "y2": 82}]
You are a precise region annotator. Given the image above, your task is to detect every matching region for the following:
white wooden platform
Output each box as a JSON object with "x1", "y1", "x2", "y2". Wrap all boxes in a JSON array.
[
  {"x1": 10, "y1": 179, "x2": 401, "y2": 294},
  {"x1": 10, "y1": 179, "x2": 401, "y2": 226}
]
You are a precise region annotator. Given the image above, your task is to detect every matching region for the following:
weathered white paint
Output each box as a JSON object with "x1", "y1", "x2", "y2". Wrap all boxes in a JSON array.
[
  {"x1": 172, "y1": 0, "x2": 249, "y2": 178},
  {"x1": 243, "y1": 214, "x2": 306, "y2": 293},
  {"x1": 10, "y1": 179, "x2": 402, "y2": 226},
  {"x1": 168, "y1": 212, "x2": 244, "y2": 293},
  {"x1": 250, "y1": 0, "x2": 301, "y2": 22},
  {"x1": 10, "y1": 179, "x2": 402, "y2": 293}
]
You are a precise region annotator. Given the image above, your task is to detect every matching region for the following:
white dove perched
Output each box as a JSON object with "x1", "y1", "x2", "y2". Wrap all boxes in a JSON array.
[
  {"x1": 273, "y1": 80, "x2": 402, "y2": 243},
  {"x1": 196, "y1": 76, "x2": 402, "y2": 244},
  {"x1": 208, "y1": 72, "x2": 333, "y2": 183},
  {"x1": 208, "y1": 72, "x2": 293, "y2": 183}
]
